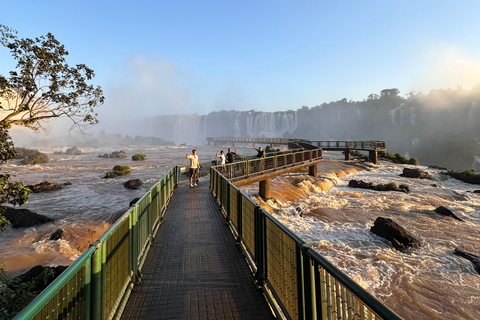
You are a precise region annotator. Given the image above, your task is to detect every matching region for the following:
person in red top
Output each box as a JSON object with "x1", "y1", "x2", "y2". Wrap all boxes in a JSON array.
[{"x1": 186, "y1": 149, "x2": 200, "y2": 188}]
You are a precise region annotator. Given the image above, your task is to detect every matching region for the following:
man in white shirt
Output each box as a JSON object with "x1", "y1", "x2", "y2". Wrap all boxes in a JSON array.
[{"x1": 186, "y1": 150, "x2": 199, "y2": 188}]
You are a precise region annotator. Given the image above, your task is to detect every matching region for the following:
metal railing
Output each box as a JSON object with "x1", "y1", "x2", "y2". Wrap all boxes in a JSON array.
[
  {"x1": 210, "y1": 166, "x2": 403, "y2": 320},
  {"x1": 216, "y1": 148, "x2": 322, "y2": 181},
  {"x1": 14, "y1": 167, "x2": 178, "y2": 320},
  {"x1": 310, "y1": 141, "x2": 386, "y2": 151}
]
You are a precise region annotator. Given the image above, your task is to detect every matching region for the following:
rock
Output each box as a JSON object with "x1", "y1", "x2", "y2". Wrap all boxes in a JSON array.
[
  {"x1": 370, "y1": 217, "x2": 420, "y2": 251},
  {"x1": 473, "y1": 190, "x2": 480, "y2": 194},
  {"x1": 49, "y1": 228, "x2": 63, "y2": 241},
  {"x1": 434, "y1": 206, "x2": 464, "y2": 221},
  {"x1": 65, "y1": 146, "x2": 82, "y2": 155},
  {"x1": 2, "y1": 207, "x2": 53, "y2": 228},
  {"x1": 124, "y1": 179, "x2": 143, "y2": 190},
  {"x1": 130, "y1": 197, "x2": 141, "y2": 206},
  {"x1": 348, "y1": 180, "x2": 374, "y2": 189},
  {"x1": 453, "y1": 249, "x2": 480, "y2": 275},
  {"x1": 98, "y1": 150, "x2": 127, "y2": 158},
  {"x1": 399, "y1": 168, "x2": 429, "y2": 179},
  {"x1": 12, "y1": 265, "x2": 68, "y2": 292},
  {"x1": 26, "y1": 181, "x2": 72, "y2": 193}
]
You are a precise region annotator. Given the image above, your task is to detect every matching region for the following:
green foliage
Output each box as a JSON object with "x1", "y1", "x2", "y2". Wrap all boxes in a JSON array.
[
  {"x1": 0, "y1": 263, "x2": 37, "y2": 319},
  {"x1": 0, "y1": 127, "x2": 31, "y2": 231},
  {"x1": 0, "y1": 25, "x2": 104, "y2": 131},
  {"x1": 104, "y1": 165, "x2": 131, "y2": 178},
  {"x1": 14, "y1": 147, "x2": 37, "y2": 159},
  {"x1": 429, "y1": 164, "x2": 447, "y2": 170},
  {"x1": 375, "y1": 182, "x2": 398, "y2": 191},
  {"x1": 20, "y1": 151, "x2": 48, "y2": 165},
  {"x1": 445, "y1": 169, "x2": 480, "y2": 184},
  {"x1": 399, "y1": 184, "x2": 410, "y2": 192},
  {"x1": 380, "y1": 152, "x2": 420, "y2": 165},
  {"x1": 132, "y1": 154, "x2": 146, "y2": 161}
]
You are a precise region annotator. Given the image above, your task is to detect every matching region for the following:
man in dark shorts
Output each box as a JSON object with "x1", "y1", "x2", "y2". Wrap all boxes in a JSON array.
[{"x1": 186, "y1": 149, "x2": 199, "y2": 188}]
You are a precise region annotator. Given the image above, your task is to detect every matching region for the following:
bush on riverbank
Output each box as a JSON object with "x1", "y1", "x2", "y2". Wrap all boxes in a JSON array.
[
  {"x1": 379, "y1": 151, "x2": 419, "y2": 165},
  {"x1": 20, "y1": 151, "x2": 49, "y2": 165},
  {"x1": 132, "y1": 154, "x2": 146, "y2": 161},
  {"x1": 104, "y1": 165, "x2": 131, "y2": 178},
  {"x1": 445, "y1": 169, "x2": 480, "y2": 185}
]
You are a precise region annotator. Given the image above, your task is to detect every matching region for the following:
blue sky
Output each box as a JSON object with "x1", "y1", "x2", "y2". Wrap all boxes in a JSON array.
[{"x1": 2, "y1": 1, "x2": 480, "y2": 123}]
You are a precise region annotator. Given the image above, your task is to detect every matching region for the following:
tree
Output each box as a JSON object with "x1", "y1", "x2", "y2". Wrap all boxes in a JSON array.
[
  {"x1": 0, "y1": 25, "x2": 104, "y2": 132},
  {"x1": 0, "y1": 126, "x2": 30, "y2": 231},
  {"x1": 0, "y1": 25, "x2": 103, "y2": 231}
]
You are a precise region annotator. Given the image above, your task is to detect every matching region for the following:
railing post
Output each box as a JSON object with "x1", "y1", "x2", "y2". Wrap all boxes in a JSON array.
[
  {"x1": 225, "y1": 180, "x2": 231, "y2": 223},
  {"x1": 84, "y1": 257, "x2": 92, "y2": 320},
  {"x1": 236, "y1": 189, "x2": 243, "y2": 244},
  {"x1": 130, "y1": 206, "x2": 140, "y2": 284},
  {"x1": 254, "y1": 205, "x2": 266, "y2": 286},
  {"x1": 90, "y1": 241, "x2": 104, "y2": 320},
  {"x1": 302, "y1": 244, "x2": 317, "y2": 320}
]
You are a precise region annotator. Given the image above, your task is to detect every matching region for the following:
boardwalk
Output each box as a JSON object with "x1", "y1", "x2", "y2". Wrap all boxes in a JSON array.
[{"x1": 120, "y1": 180, "x2": 276, "y2": 320}]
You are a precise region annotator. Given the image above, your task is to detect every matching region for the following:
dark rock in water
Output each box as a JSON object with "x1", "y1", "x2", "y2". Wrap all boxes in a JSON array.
[
  {"x1": 474, "y1": 190, "x2": 480, "y2": 194},
  {"x1": 453, "y1": 248, "x2": 480, "y2": 275},
  {"x1": 65, "y1": 146, "x2": 82, "y2": 155},
  {"x1": 26, "y1": 181, "x2": 72, "y2": 193},
  {"x1": 434, "y1": 206, "x2": 464, "y2": 222},
  {"x1": 13, "y1": 265, "x2": 68, "y2": 292},
  {"x1": 370, "y1": 217, "x2": 420, "y2": 251},
  {"x1": 2, "y1": 207, "x2": 53, "y2": 228},
  {"x1": 49, "y1": 228, "x2": 63, "y2": 241},
  {"x1": 124, "y1": 179, "x2": 143, "y2": 190},
  {"x1": 348, "y1": 180, "x2": 374, "y2": 189},
  {"x1": 399, "y1": 168, "x2": 429, "y2": 179},
  {"x1": 130, "y1": 197, "x2": 141, "y2": 206},
  {"x1": 98, "y1": 150, "x2": 127, "y2": 158}
]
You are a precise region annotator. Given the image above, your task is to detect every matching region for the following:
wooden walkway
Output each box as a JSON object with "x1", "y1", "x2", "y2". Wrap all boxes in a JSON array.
[{"x1": 120, "y1": 180, "x2": 276, "y2": 320}]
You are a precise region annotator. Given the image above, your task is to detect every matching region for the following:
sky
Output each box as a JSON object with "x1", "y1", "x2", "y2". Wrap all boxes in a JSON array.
[{"x1": 2, "y1": 0, "x2": 480, "y2": 134}]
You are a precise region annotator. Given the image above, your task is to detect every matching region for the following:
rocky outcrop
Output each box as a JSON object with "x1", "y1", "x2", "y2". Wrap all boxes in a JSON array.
[
  {"x1": 12, "y1": 265, "x2": 68, "y2": 292},
  {"x1": 129, "y1": 197, "x2": 141, "y2": 206},
  {"x1": 433, "y1": 206, "x2": 464, "y2": 222},
  {"x1": 399, "y1": 167, "x2": 429, "y2": 179},
  {"x1": 65, "y1": 146, "x2": 82, "y2": 155},
  {"x1": 26, "y1": 181, "x2": 72, "y2": 193},
  {"x1": 98, "y1": 150, "x2": 127, "y2": 158},
  {"x1": 49, "y1": 228, "x2": 64, "y2": 240},
  {"x1": 124, "y1": 179, "x2": 143, "y2": 190},
  {"x1": 348, "y1": 180, "x2": 409, "y2": 193},
  {"x1": 370, "y1": 217, "x2": 420, "y2": 251},
  {"x1": 2, "y1": 207, "x2": 53, "y2": 228},
  {"x1": 453, "y1": 249, "x2": 480, "y2": 274}
]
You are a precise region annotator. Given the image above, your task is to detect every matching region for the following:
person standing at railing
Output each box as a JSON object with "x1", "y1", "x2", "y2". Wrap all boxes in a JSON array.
[
  {"x1": 186, "y1": 149, "x2": 200, "y2": 188},
  {"x1": 252, "y1": 143, "x2": 265, "y2": 158},
  {"x1": 226, "y1": 148, "x2": 237, "y2": 163},
  {"x1": 216, "y1": 150, "x2": 226, "y2": 174}
]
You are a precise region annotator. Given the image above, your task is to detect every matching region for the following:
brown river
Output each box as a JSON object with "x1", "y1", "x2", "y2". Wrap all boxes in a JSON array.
[{"x1": 0, "y1": 145, "x2": 479, "y2": 319}]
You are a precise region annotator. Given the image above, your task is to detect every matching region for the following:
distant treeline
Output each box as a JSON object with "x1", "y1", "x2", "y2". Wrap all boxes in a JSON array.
[{"x1": 288, "y1": 87, "x2": 480, "y2": 170}]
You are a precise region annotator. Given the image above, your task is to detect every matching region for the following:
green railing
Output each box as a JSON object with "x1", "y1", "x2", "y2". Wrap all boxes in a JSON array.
[
  {"x1": 14, "y1": 167, "x2": 178, "y2": 320},
  {"x1": 210, "y1": 165, "x2": 403, "y2": 320}
]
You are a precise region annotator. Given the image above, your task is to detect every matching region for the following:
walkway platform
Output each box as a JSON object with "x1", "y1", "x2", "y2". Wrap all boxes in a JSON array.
[{"x1": 120, "y1": 180, "x2": 276, "y2": 320}]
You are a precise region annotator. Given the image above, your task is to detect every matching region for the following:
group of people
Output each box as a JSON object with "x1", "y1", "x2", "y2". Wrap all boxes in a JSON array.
[{"x1": 187, "y1": 143, "x2": 266, "y2": 188}]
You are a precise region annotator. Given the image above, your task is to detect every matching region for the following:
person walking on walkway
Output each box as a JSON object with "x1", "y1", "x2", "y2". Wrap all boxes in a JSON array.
[{"x1": 186, "y1": 149, "x2": 200, "y2": 188}]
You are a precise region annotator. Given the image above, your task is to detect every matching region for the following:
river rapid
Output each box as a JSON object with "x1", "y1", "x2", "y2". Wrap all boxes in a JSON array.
[{"x1": 0, "y1": 145, "x2": 479, "y2": 320}]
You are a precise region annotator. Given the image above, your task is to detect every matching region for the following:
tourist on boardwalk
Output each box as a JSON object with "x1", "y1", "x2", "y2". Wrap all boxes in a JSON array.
[
  {"x1": 186, "y1": 149, "x2": 200, "y2": 188},
  {"x1": 216, "y1": 150, "x2": 226, "y2": 173},
  {"x1": 226, "y1": 148, "x2": 237, "y2": 163},
  {"x1": 252, "y1": 143, "x2": 265, "y2": 158}
]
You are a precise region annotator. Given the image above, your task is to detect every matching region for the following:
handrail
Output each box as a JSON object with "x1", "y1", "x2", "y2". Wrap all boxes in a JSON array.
[
  {"x1": 210, "y1": 162, "x2": 403, "y2": 320},
  {"x1": 14, "y1": 167, "x2": 178, "y2": 320}
]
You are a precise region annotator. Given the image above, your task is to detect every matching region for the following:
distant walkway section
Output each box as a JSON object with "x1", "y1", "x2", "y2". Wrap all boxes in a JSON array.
[{"x1": 120, "y1": 181, "x2": 275, "y2": 320}]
